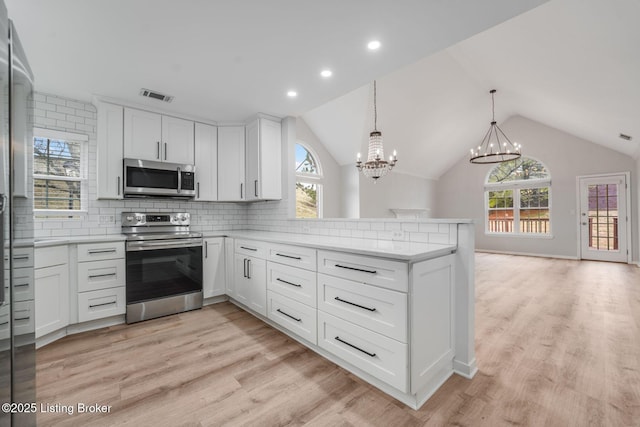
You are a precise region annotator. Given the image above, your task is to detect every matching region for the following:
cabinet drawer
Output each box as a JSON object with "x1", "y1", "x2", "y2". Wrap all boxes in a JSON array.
[
  {"x1": 267, "y1": 262, "x2": 316, "y2": 308},
  {"x1": 318, "y1": 311, "x2": 408, "y2": 392},
  {"x1": 235, "y1": 239, "x2": 266, "y2": 258},
  {"x1": 267, "y1": 243, "x2": 316, "y2": 271},
  {"x1": 5, "y1": 247, "x2": 34, "y2": 269},
  {"x1": 267, "y1": 291, "x2": 317, "y2": 345},
  {"x1": 77, "y1": 242, "x2": 125, "y2": 262},
  {"x1": 78, "y1": 287, "x2": 126, "y2": 322},
  {"x1": 35, "y1": 245, "x2": 68, "y2": 269},
  {"x1": 317, "y1": 250, "x2": 408, "y2": 292},
  {"x1": 0, "y1": 301, "x2": 35, "y2": 339},
  {"x1": 4, "y1": 267, "x2": 34, "y2": 302},
  {"x1": 318, "y1": 273, "x2": 407, "y2": 342},
  {"x1": 78, "y1": 259, "x2": 125, "y2": 292}
]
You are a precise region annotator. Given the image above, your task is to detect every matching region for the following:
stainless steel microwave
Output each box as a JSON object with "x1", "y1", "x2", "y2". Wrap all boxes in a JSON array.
[{"x1": 123, "y1": 158, "x2": 196, "y2": 198}]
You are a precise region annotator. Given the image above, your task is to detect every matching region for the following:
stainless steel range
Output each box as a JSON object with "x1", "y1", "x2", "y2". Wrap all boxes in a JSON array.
[{"x1": 122, "y1": 212, "x2": 203, "y2": 323}]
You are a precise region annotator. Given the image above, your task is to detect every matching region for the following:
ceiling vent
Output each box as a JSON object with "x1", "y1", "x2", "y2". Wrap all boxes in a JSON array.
[
  {"x1": 139, "y1": 88, "x2": 174, "y2": 103},
  {"x1": 619, "y1": 133, "x2": 632, "y2": 141}
]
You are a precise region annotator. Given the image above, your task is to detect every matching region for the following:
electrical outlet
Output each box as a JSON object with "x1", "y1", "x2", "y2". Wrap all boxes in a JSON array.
[
  {"x1": 99, "y1": 215, "x2": 115, "y2": 225},
  {"x1": 392, "y1": 231, "x2": 404, "y2": 240},
  {"x1": 302, "y1": 226, "x2": 311, "y2": 233}
]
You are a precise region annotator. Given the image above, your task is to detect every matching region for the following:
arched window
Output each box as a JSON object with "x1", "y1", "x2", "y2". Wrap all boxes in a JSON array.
[
  {"x1": 295, "y1": 142, "x2": 323, "y2": 218},
  {"x1": 485, "y1": 157, "x2": 551, "y2": 235}
]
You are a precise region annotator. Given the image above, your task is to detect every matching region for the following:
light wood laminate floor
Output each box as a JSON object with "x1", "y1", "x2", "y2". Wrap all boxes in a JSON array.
[{"x1": 36, "y1": 253, "x2": 640, "y2": 426}]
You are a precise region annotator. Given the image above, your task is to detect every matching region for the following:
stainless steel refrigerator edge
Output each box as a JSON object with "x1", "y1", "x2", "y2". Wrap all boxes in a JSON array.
[{"x1": 1, "y1": 0, "x2": 35, "y2": 424}]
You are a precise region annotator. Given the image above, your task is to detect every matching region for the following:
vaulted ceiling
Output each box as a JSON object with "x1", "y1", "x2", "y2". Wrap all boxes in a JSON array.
[
  {"x1": 7, "y1": 1, "x2": 638, "y2": 181},
  {"x1": 302, "y1": 0, "x2": 640, "y2": 179}
]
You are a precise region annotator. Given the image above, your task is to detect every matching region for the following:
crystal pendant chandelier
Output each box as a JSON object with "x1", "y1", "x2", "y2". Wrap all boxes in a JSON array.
[
  {"x1": 469, "y1": 89, "x2": 521, "y2": 164},
  {"x1": 356, "y1": 80, "x2": 397, "y2": 181}
]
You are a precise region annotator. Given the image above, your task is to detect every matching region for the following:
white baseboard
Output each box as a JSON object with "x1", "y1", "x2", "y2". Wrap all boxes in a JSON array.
[
  {"x1": 36, "y1": 315, "x2": 126, "y2": 349},
  {"x1": 475, "y1": 249, "x2": 579, "y2": 260},
  {"x1": 453, "y1": 358, "x2": 478, "y2": 379}
]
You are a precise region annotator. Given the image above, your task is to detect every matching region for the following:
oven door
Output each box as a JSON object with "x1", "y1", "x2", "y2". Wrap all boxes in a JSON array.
[{"x1": 125, "y1": 238, "x2": 203, "y2": 323}]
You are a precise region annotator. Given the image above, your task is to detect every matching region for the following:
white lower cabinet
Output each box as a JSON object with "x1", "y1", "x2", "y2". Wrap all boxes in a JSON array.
[
  {"x1": 224, "y1": 238, "x2": 235, "y2": 298},
  {"x1": 203, "y1": 237, "x2": 225, "y2": 298},
  {"x1": 267, "y1": 291, "x2": 317, "y2": 345},
  {"x1": 35, "y1": 263, "x2": 69, "y2": 338},
  {"x1": 78, "y1": 287, "x2": 126, "y2": 322},
  {"x1": 76, "y1": 242, "x2": 126, "y2": 322},
  {"x1": 234, "y1": 253, "x2": 266, "y2": 316},
  {"x1": 318, "y1": 311, "x2": 408, "y2": 392}
]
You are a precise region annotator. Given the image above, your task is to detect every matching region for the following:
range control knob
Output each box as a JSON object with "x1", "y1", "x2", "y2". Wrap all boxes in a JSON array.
[
  {"x1": 135, "y1": 215, "x2": 144, "y2": 223},
  {"x1": 126, "y1": 215, "x2": 134, "y2": 222},
  {"x1": 178, "y1": 214, "x2": 187, "y2": 222}
]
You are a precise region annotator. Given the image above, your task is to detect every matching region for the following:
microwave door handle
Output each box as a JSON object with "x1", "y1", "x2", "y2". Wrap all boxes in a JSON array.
[{"x1": 177, "y1": 167, "x2": 182, "y2": 194}]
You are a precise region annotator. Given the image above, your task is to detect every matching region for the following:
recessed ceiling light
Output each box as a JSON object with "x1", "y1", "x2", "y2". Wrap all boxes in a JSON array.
[
  {"x1": 287, "y1": 90, "x2": 297, "y2": 98},
  {"x1": 320, "y1": 69, "x2": 332, "y2": 78},
  {"x1": 367, "y1": 40, "x2": 381, "y2": 50}
]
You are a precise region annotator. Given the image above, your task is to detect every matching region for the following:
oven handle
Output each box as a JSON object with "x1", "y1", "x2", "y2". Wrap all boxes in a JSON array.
[{"x1": 126, "y1": 238, "x2": 203, "y2": 251}]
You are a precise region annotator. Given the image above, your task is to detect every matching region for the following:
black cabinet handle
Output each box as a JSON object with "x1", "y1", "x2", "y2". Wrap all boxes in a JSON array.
[
  {"x1": 88, "y1": 249, "x2": 117, "y2": 254},
  {"x1": 276, "y1": 278, "x2": 301, "y2": 288},
  {"x1": 13, "y1": 255, "x2": 29, "y2": 261},
  {"x1": 276, "y1": 253, "x2": 301, "y2": 260},
  {"x1": 240, "y1": 183, "x2": 243, "y2": 199},
  {"x1": 89, "y1": 301, "x2": 116, "y2": 309},
  {"x1": 117, "y1": 176, "x2": 121, "y2": 195},
  {"x1": 240, "y1": 246, "x2": 257, "y2": 251},
  {"x1": 254, "y1": 180, "x2": 258, "y2": 197},
  {"x1": 335, "y1": 264, "x2": 377, "y2": 274},
  {"x1": 335, "y1": 336, "x2": 376, "y2": 358},
  {"x1": 157, "y1": 141, "x2": 160, "y2": 159},
  {"x1": 88, "y1": 273, "x2": 117, "y2": 279},
  {"x1": 277, "y1": 309, "x2": 301, "y2": 322},
  {"x1": 247, "y1": 259, "x2": 251, "y2": 279},
  {"x1": 205, "y1": 241, "x2": 208, "y2": 258},
  {"x1": 14, "y1": 317, "x2": 30, "y2": 322},
  {"x1": 243, "y1": 258, "x2": 247, "y2": 278},
  {"x1": 14, "y1": 283, "x2": 29, "y2": 288},
  {"x1": 334, "y1": 296, "x2": 376, "y2": 312}
]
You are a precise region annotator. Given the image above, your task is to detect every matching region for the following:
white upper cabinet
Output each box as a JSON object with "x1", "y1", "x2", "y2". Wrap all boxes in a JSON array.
[
  {"x1": 245, "y1": 117, "x2": 282, "y2": 201},
  {"x1": 96, "y1": 102, "x2": 124, "y2": 199},
  {"x1": 123, "y1": 107, "x2": 194, "y2": 164},
  {"x1": 162, "y1": 116, "x2": 195, "y2": 164},
  {"x1": 194, "y1": 123, "x2": 218, "y2": 201},
  {"x1": 217, "y1": 126, "x2": 245, "y2": 201}
]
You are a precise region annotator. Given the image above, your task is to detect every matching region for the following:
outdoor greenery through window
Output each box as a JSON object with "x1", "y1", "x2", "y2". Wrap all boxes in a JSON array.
[
  {"x1": 295, "y1": 143, "x2": 322, "y2": 219},
  {"x1": 33, "y1": 131, "x2": 86, "y2": 215},
  {"x1": 485, "y1": 157, "x2": 550, "y2": 235}
]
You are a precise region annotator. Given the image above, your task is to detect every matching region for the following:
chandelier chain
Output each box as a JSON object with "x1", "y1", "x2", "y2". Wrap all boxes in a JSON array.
[{"x1": 373, "y1": 80, "x2": 377, "y2": 130}]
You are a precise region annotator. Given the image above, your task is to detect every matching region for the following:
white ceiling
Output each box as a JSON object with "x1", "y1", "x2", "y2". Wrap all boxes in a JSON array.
[
  {"x1": 303, "y1": 0, "x2": 640, "y2": 179},
  {"x1": 6, "y1": 0, "x2": 546, "y2": 124}
]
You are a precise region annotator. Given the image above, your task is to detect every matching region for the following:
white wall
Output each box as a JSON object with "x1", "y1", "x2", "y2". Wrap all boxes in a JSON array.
[
  {"x1": 359, "y1": 171, "x2": 436, "y2": 219},
  {"x1": 296, "y1": 118, "x2": 341, "y2": 218},
  {"x1": 339, "y1": 165, "x2": 359, "y2": 218},
  {"x1": 436, "y1": 115, "x2": 638, "y2": 261}
]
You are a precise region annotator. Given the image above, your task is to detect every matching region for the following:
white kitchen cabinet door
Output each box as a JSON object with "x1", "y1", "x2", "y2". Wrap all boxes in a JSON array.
[
  {"x1": 245, "y1": 118, "x2": 282, "y2": 201},
  {"x1": 203, "y1": 238, "x2": 225, "y2": 298},
  {"x1": 217, "y1": 126, "x2": 245, "y2": 201},
  {"x1": 123, "y1": 107, "x2": 162, "y2": 161},
  {"x1": 97, "y1": 102, "x2": 124, "y2": 199},
  {"x1": 194, "y1": 123, "x2": 218, "y2": 201},
  {"x1": 35, "y1": 264, "x2": 69, "y2": 338},
  {"x1": 234, "y1": 254, "x2": 266, "y2": 316},
  {"x1": 162, "y1": 116, "x2": 194, "y2": 164}
]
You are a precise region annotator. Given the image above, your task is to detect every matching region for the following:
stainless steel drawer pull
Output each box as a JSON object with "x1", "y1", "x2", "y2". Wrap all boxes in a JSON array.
[
  {"x1": 334, "y1": 296, "x2": 376, "y2": 312},
  {"x1": 277, "y1": 309, "x2": 301, "y2": 322},
  {"x1": 240, "y1": 246, "x2": 257, "y2": 251},
  {"x1": 88, "y1": 273, "x2": 117, "y2": 279},
  {"x1": 335, "y1": 336, "x2": 376, "y2": 358},
  {"x1": 276, "y1": 253, "x2": 301, "y2": 260},
  {"x1": 335, "y1": 264, "x2": 376, "y2": 274},
  {"x1": 88, "y1": 249, "x2": 117, "y2": 254},
  {"x1": 89, "y1": 301, "x2": 117, "y2": 309},
  {"x1": 13, "y1": 256, "x2": 29, "y2": 261},
  {"x1": 276, "y1": 278, "x2": 301, "y2": 288}
]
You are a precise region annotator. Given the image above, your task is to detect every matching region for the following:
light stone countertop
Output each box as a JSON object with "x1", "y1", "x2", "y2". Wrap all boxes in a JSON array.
[
  {"x1": 33, "y1": 234, "x2": 126, "y2": 248},
  {"x1": 222, "y1": 230, "x2": 456, "y2": 262}
]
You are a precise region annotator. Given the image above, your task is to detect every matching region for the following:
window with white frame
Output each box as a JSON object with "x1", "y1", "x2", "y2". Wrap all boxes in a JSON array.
[
  {"x1": 485, "y1": 157, "x2": 551, "y2": 235},
  {"x1": 33, "y1": 129, "x2": 88, "y2": 217},
  {"x1": 295, "y1": 142, "x2": 323, "y2": 219}
]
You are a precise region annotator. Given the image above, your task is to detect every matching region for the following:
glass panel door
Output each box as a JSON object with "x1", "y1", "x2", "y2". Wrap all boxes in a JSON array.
[{"x1": 579, "y1": 175, "x2": 628, "y2": 262}]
